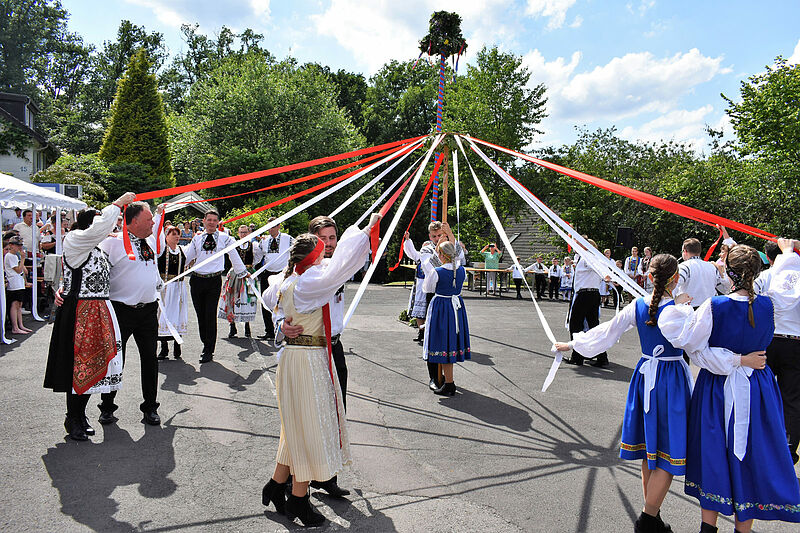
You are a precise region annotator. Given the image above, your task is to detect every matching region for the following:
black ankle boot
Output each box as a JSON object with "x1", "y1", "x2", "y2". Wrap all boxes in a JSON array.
[
  {"x1": 699, "y1": 522, "x2": 717, "y2": 533},
  {"x1": 655, "y1": 511, "x2": 672, "y2": 532},
  {"x1": 244, "y1": 323, "x2": 251, "y2": 337},
  {"x1": 228, "y1": 323, "x2": 237, "y2": 338},
  {"x1": 173, "y1": 342, "x2": 182, "y2": 359},
  {"x1": 157, "y1": 341, "x2": 168, "y2": 360},
  {"x1": 634, "y1": 511, "x2": 660, "y2": 533},
  {"x1": 261, "y1": 478, "x2": 287, "y2": 514},
  {"x1": 286, "y1": 493, "x2": 326, "y2": 526},
  {"x1": 64, "y1": 415, "x2": 88, "y2": 441},
  {"x1": 434, "y1": 382, "x2": 456, "y2": 396}
]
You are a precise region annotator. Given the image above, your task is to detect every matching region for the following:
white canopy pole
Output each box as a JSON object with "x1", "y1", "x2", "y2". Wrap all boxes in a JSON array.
[{"x1": 30, "y1": 203, "x2": 44, "y2": 321}]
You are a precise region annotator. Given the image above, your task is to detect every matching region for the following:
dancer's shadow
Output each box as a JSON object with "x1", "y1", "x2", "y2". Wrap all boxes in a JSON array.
[
  {"x1": 438, "y1": 388, "x2": 533, "y2": 432},
  {"x1": 159, "y1": 357, "x2": 200, "y2": 393},
  {"x1": 199, "y1": 360, "x2": 265, "y2": 392},
  {"x1": 468, "y1": 351, "x2": 494, "y2": 366},
  {"x1": 42, "y1": 415, "x2": 180, "y2": 531}
]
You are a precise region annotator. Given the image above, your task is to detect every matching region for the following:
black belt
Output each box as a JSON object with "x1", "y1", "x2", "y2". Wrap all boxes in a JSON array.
[
  {"x1": 774, "y1": 334, "x2": 800, "y2": 341},
  {"x1": 115, "y1": 301, "x2": 156, "y2": 309},
  {"x1": 331, "y1": 334, "x2": 341, "y2": 345},
  {"x1": 192, "y1": 271, "x2": 223, "y2": 278},
  {"x1": 577, "y1": 288, "x2": 599, "y2": 293}
]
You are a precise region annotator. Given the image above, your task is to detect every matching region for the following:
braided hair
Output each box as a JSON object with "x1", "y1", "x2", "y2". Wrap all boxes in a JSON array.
[
  {"x1": 646, "y1": 253, "x2": 679, "y2": 326},
  {"x1": 437, "y1": 240, "x2": 458, "y2": 287},
  {"x1": 726, "y1": 244, "x2": 762, "y2": 327},
  {"x1": 283, "y1": 233, "x2": 319, "y2": 280}
]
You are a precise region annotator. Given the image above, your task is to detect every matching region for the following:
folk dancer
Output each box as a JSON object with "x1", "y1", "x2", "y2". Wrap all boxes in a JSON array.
[
  {"x1": 157, "y1": 225, "x2": 188, "y2": 360},
  {"x1": 260, "y1": 215, "x2": 379, "y2": 527},
  {"x1": 220, "y1": 224, "x2": 259, "y2": 338},
  {"x1": 256, "y1": 217, "x2": 293, "y2": 340},
  {"x1": 44, "y1": 193, "x2": 134, "y2": 440}
]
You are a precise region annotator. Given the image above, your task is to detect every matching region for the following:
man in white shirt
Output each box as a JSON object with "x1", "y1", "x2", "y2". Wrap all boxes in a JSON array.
[
  {"x1": 673, "y1": 237, "x2": 732, "y2": 308},
  {"x1": 3, "y1": 207, "x2": 22, "y2": 230},
  {"x1": 183, "y1": 210, "x2": 248, "y2": 363},
  {"x1": 548, "y1": 258, "x2": 562, "y2": 300},
  {"x1": 97, "y1": 200, "x2": 165, "y2": 426},
  {"x1": 528, "y1": 256, "x2": 549, "y2": 300},
  {"x1": 13, "y1": 209, "x2": 41, "y2": 252},
  {"x1": 565, "y1": 239, "x2": 611, "y2": 367},
  {"x1": 255, "y1": 217, "x2": 294, "y2": 339}
]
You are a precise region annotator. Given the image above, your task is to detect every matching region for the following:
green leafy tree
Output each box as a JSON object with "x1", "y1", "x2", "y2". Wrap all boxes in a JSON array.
[
  {"x1": 32, "y1": 165, "x2": 107, "y2": 207},
  {"x1": 99, "y1": 48, "x2": 172, "y2": 194},
  {"x1": 722, "y1": 56, "x2": 800, "y2": 171},
  {"x1": 169, "y1": 53, "x2": 363, "y2": 216}
]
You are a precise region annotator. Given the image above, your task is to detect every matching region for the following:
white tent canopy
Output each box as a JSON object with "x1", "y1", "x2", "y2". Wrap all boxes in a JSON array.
[
  {"x1": 163, "y1": 191, "x2": 215, "y2": 216},
  {"x1": 0, "y1": 172, "x2": 86, "y2": 210}
]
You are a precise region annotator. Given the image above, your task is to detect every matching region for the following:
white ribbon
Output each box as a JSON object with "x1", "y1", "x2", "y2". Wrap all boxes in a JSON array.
[
  {"x1": 247, "y1": 277, "x2": 267, "y2": 311},
  {"x1": 431, "y1": 293, "x2": 463, "y2": 334},
  {"x1": 724, "y1": 365, "x2": 753, "y2": 461},
  {"x1": 156, "y1": 291, "x2": 184, "y2": 344},
  {"x1": 166, "y1": 138, "x2": 429, "y2": 285},
  {"x1": 637, "y1": 345, "x2": 693, "y2": 413}
]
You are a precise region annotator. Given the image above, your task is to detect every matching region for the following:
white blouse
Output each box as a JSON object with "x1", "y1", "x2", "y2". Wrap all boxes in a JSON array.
[{"x1": 62, "y1": 204, "x2": 120, "y2": 268}]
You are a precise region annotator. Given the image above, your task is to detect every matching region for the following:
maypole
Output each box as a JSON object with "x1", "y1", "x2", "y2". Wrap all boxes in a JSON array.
[{"x1": 418, "y1": 11, "x2": 467, "y2": 221}]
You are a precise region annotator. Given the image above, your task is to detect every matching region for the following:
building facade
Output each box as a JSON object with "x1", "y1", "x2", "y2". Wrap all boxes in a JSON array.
[{"x1": 0, "y1": 93, "x2": 58, "y2": 182}]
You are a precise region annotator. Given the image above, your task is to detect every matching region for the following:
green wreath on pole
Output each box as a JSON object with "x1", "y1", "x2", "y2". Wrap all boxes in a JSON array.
[{"x1": 418, "y1": 11, "x2": 468, "y2": 59}]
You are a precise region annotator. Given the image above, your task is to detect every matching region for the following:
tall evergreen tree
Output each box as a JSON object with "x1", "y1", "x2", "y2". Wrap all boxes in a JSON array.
[{"x1": 99, "y1": 48, "x2": 172, "y2": 192}]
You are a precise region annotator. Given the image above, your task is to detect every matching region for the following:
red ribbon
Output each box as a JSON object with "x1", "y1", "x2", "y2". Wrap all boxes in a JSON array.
[
  {"x1": 388, "y1": 153, "x2": 445, "y2": 271},
  {"x1": 704, "y1": 225, "x2": 724, "y2": 261},
  {"x1": 134, "y1": 135, "x2": 427, "y2": 202},
  {"x1": 220, "y1": 141, "x2": 420, "y2": 226},
  {"x1": 468, "y1": 136, "x2": 777, "y2": 242},
  {"x1": 121, "y1": 207, "x2": 135, "y2": 260},
  {"x1": 155, "y1": 212, "x2": 165, "y2": 255},
  {"x1": 294, "y1": 239, "x2": 324, "y2": 274},
  {"x1": 321, "y1": 302, "x2": 342, "y2": 447}
]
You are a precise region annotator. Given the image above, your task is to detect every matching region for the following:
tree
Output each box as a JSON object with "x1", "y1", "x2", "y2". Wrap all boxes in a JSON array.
[
  {"x1": 32, "y1": 163, "x2": 107, "y2": 207},
  {"x1": 168, "y1": 53, "x2": 363, "y2": 216},
  {"x1": 722, "y1": 56, "x2": 800, "y2": 171},
  {"x1": 99, "y1": 49, "x2": 172, "y2": 194}
]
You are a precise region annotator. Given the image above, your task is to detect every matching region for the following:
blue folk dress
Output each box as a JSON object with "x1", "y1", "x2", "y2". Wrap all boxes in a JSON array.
[
  {"x1": 422, "y1": 263, "x2": 471, "y2": 364},
  {"x1": 619, "y1": 299, "x2": 693, "y2": 475},
  {"x1": 665, "y1": 294, "x2": 800, "y2": 523},
  {"x1": 572, "y1": 296, "x2": 693, "y2": 475}
]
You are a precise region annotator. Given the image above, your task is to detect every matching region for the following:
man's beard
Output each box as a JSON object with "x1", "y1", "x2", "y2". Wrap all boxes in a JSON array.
[{"x1": 324, "y1": 246, "x2": 334, "y2": 258}]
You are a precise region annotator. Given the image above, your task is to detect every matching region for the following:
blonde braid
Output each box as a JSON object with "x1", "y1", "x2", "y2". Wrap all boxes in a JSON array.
[{"x1": 645, "y1": 254, "x2": 678, "y2": 326}]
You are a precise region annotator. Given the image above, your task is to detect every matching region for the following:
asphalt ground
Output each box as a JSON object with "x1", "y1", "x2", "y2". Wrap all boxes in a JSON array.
[{"x1": 1, "y1": 283, "x2": 798, "y2": 532}]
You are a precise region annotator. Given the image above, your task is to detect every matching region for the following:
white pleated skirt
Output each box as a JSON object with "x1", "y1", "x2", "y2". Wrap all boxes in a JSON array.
[{"x1": 275, "y1": 345, "x2": 350, "y2": 482}]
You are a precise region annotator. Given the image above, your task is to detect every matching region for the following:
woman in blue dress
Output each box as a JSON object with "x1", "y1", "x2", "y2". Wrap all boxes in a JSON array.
[
  {"x1": 421, "y1": 238, "x2": 470, "y2": 396},
  {"x1": 660, "y1": 240, "x2": 800, "y2": 533},
  {"x1": 556, "y1": 254, "x2": 693, "y2": 533}
]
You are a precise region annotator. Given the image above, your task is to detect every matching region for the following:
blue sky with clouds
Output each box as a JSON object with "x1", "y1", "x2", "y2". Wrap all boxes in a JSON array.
[{"x1": 61, "y1": 0, "x2": 800, "y2": 152}]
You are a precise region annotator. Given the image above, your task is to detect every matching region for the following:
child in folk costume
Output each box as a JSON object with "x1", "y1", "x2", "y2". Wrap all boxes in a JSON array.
[
  {"x1": 660, "y1": 241, "x2": 800, "y2": 533},
  {"x1": 557, "y1": 254, "x2": 693, "y2": 532},
  {"x1": 421, "y1": 240, "x2": 471, "y2": 397},
  {"x1": 157, "y1": 226, "x2": 188, "y2": 360},
  {"x1": 560, "y1": 256, "x2": 574, "y2": 301},
  {"x1": 260, "y1": 215, "x2": 379, "y2": 527},
  {"x1": 219, "y1": 225, "x2": 259, "y2": 338},
  {"x1": 44, "y1": 193, "x2": 135, "y2": 441}
]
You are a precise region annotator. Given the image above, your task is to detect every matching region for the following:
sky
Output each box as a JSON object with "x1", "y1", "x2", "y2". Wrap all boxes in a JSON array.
[{"x1": 61, "y1": 0, "x2": 800, "y2": 153}]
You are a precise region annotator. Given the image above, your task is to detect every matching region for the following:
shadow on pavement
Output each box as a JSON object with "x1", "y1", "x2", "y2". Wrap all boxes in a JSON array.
[
  {"x1": 0, "y1": 317, "x2": 51, "y2": 356},
  {"x1": 436, "y1": 388, "x2": 533, "y2": 432},
  {"x1": 42, "y1": 418, "x2": 178, "y2": 532}
]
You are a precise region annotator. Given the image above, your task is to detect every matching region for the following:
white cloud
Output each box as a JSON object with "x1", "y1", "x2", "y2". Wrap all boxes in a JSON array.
[
  {"x1": 619, "y1": 105, "x2": 714, "y2": 150},
  {"x1": 249, "y1": 0, "x2": 271, "y2": 18},
  {"x1": 569, "y1": 15, "x2": 583, "y2": 29},
  {"x1": 626, "y1": 0, "x2": 656, "y2": 16},
  {"x1": 311, "y1": 0, "x2": 516, "y2": 74},
  {"x1": 525, "y1": 0, "x2": 577, "y2": 30},
  {"x1": 124, "y1": 0, "x2": 271, "y2": 30},
  {"x1": 126, "y1": 0, "x2": 184, "y2": 27},
  {"x1": 789, "y1": 38, "x2": 800, "y2": 64}
]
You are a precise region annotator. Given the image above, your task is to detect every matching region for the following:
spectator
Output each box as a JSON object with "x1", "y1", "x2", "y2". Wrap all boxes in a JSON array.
[
  {"x1": 13, "y1": 209, "x2": 42, "y2": 252},
  {"x1": 528, "y1": 256, "x2": 549, "y2": 300},
  {"x1": 560, "y1": 256, "x2": 574, "y2": 302},
  {"x1": 623, "y1": 246, "x2": 641, "y2": 282},
  {"x1": 480, "y1": 243, "x2": 503, "y2": 295},
  {"x1": 638, "y1": 246, "x2": 653, "y2": 290},
  {"x1": 4, "y1": 236, "x2": 31, "y2": 334},
  {"x1": 548, "y1": 258, "x2": 562, "y2": 300}
]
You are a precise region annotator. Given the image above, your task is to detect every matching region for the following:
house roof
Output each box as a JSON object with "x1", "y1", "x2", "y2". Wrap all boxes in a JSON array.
[{"x1": 0, "y1": 92, "x2": 40, "y2": 113}]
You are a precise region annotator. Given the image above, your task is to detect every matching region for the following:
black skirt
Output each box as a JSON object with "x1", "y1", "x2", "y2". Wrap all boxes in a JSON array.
[{"x1": 43, "y1": 296, "x2": 78, "y2": 393}]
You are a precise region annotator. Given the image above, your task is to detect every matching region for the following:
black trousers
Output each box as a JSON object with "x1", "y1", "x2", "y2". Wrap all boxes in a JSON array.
[
  {"x1": 67, "y1": 393, "x2": 90, "y2": 418},
  {"x1": 766, "y1": 336, "x2": 800, "y2": 464},
  {"x1": 259, "y1": 271, "x2": 281, "y2": 337},
  {"x1": 549, "y1": 277, "x2": 560, "y2": 299},
  {"x1": 514, "y1": 278, "x2": 522, "y2": 297},
  {"x1": 332, "y1": 339, "x2": 347, "y2": 411},
  {"x1": 100, "y1": 301, "x2": 159, "y2": 414},
  {"x1": 569, "y1": 290, "x2": 606, "y2": 363},
  {"x1": 190, "y1": 275, "x2": 222, "y2": 355},
  {"x1": 535, "y1": 274, "x2": 548, "y2": 299}
]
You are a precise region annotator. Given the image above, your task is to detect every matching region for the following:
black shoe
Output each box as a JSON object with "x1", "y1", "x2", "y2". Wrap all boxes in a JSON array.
[
  {"x1": 260, "y1": 333, "x2": 273, "y2": 340},
  {"x1": 285, "y1": 494, "x2": 326, "y2": 527},
  {"x1": 414, "y1": 330, "x2": 424, "y2": 342},
  {"x1": 634, "y1": 511, "x2": 662, "y2": 533},
  {"x1": 98, "y1": 411, "x2": 118, "y2": 425},
  {"x1": 157, "y1": 341, "x2": 168, "y2": 360},
  {"x1": 699, "y1": 522, "x2": 717, "y2": 533},
  {"x1": 262, "y1": 478, "x2": 287, "y2": 513},
  {"x1": 434, "y1": 382, "x2": 456, "y2": 396},
  {"x1": 80, "y1": 416, "x2": 95, "y2": 436},
  {"x1": 199, "y1": 353, "x2": 213, "y2": 364},
  {"x1": 565, "y1": 354, "x2": 584, "y2": 366},
  {"x1": 228, "y1": 324, "x2": 237, "y2": 338},
  {"x1": 141, "y1": 411, "x2": 161, "y2": 425},
  {"x1": 64, "y1": 416, "x2": 88, "y2": 441},
  {"x1": 655, "y1": 511, "x2": 672, "y2": 532},
  {"x1": 590, "y1": 357, "x2": 609, "y2": 368},
  {"x1": 173, "y1": 343, "x2": 182, "y2": 359},
  {"x1": 310, "y1": 477, "x2": 350, "y2": 498},
  {"x1": 244, "y1": 323, "x2": 251, "y2": 337}
]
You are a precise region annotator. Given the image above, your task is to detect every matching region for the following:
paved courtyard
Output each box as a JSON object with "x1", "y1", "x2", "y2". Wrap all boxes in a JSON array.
[{"x1": 1, "y1": 284, "x2": 797, "y2": 532}]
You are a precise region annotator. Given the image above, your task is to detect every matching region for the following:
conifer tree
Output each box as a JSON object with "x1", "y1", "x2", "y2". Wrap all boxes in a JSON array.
[{"x1": 99, "y1": 48, "x2": 173, "y2": 191}]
